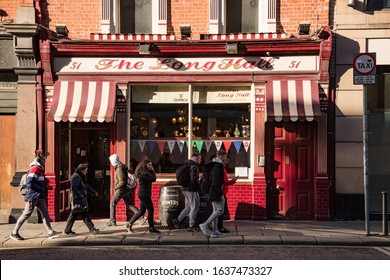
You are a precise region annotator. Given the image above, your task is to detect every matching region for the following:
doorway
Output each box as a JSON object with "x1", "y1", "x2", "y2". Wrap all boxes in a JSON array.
[
  {"x1": 266, "y1": 122, "x2": 316, "y2": 220},
  {"x1": 59, "y1": 122, "x2": 111, "y2": 220}
]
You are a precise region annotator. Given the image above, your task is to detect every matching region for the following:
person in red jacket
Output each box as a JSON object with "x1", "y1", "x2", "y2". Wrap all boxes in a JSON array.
[{"x1": 217, "y1": 156, "x2": 237, "y2": 233}]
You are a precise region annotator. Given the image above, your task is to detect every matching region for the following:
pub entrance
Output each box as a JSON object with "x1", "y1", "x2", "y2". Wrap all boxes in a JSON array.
[{"x1": 58, "y1": 122, "x2": 111, "y2": 220}]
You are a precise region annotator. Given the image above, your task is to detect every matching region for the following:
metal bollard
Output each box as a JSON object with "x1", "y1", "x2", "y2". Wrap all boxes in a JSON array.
[{"x1": 380, "y1": 191, "x2": 388, "y2": 236}]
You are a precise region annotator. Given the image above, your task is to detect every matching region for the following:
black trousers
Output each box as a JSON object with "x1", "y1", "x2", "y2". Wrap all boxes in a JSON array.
[
  {"x1": 128, "y1": 195, "x2": 155, "y2": 228},
  {"x1": 65, "y1": 210, "x2": 95, "y2": 233}
]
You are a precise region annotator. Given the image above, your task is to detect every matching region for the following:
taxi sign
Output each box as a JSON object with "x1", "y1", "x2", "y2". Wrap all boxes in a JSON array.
[{"x1": 353, "y1": 53, "x2": 376, "y2": 84}]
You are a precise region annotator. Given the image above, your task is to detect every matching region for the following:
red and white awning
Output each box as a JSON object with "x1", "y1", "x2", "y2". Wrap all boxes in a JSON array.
[
  {"x1": 266, "y1": 80, "x2": 322, "y2": 122},
  {"x1": 47, "y1": 80, "x2": 116, "y2": 122}
]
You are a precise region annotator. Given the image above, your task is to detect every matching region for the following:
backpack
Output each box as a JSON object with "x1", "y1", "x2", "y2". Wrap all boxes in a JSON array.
[
  {"x1": 18, "y1": 173, "x2": 28, "y2": 196},
  {"x1": 199, "y1": 168, "x2": 212, "y2": 194},
  {"x1": 176, "y1": 164, "x2": 191, "y2": 187},
  {"x1": 127, "y1": 172, "x2": 137, "y2": 190}
]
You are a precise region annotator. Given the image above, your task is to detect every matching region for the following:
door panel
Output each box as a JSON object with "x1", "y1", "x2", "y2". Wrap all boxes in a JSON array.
[{"x1": 267, "y1": 122, "x2": 315, "y2": 220}]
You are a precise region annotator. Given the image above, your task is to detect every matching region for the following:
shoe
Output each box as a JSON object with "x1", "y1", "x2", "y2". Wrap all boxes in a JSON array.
[
  {"x1": 211, "y1": 231, "x2": 226, "y2": 238},
  {"x1": 218, "y1": 227, "x2": 230, "y2": 233},
  {"x1": 199, "y1": 223, "x2": 209, "y2": 237},
  {"x1": 125, "y1": 223, "x2": 134, "y2": 233},
  {"x1": 139, "y1": 216, "x2": 148, "y2": 225},
  {"x1": 172, "y1": 218, "x2": 181, "y2": 229},
  {"x1": 10, "y1": 233, "x2": 24, "y2": 241},
  {"x1": 149, "y1": 227, "x2": 161, "y2": 234},
  {"x1": 64, "y1": 231, "x2": 76, "y2": 235},
  {"x1": 48, "y1": 230, "x2": 61, "y2": 239},
  {"x1": 106, "y1": 220, "x2": 117, "y2": 227},
  {"x1": 187, "y1": 226, "x2": 200, "y2": 232},
  {"x1": 90, "y1": 228, "x2": 99, "y2": 235}
]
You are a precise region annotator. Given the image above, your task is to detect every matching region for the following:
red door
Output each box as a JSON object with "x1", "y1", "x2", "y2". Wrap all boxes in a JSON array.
[{"x1": 267, "y1": 122, "x2": 315, "y2": 220}]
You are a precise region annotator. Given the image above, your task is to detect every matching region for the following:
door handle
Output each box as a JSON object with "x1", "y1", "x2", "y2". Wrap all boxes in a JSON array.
[{"x1": 285, "y1": 156, "x2": 290, "y2": 165}]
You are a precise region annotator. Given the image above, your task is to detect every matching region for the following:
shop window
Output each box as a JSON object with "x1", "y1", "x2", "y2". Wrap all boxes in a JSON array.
[
  {"x1": 60, "y1": 122, "x2": 70, "y2": 181},
  {"x1": 366, "y1": 0, "x2": 390, "y2": 10},
  {"x1": 130, "y1": 85, "x2": 251, "y2": 177},
  {"x1": 120, "y1": 0, "x2": 153, "y2": 33}
]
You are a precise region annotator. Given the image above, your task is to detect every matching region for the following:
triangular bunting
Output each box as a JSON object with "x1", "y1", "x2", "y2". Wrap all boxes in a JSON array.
[
  {"x1": 233, "y1": 141, "x2": 242, "y2": 153},
  {"x1": 157, "y1": 141, "x2": 166, "y2": 154},
  {"x1": 167, "y1": 140, "x2": 176, "y2": 153},
  {"x1": 204, "y1": 140, "x2": 212, "y2": 152},
  {"x1": 177, "y1": 140, "x2": 185, "y2": 153},
  {"x1": 130, "y1": 140, "x2": 137, "y2": 154},
  {"x1": 223, "y1": 140, "x2": 232, "y2": 152},
  {"x1": 243, "y1": 140, "x2": 250, "y2": 152},
  {"x1": 194, "y1": 140, "x2": 204, "y2": 153},
  {"x1": 214, "y1": 140, "x2": 223, "y2": 151},
  {"x1": 139, "y1": 140, "x2": 146, "y2": 153},
  {"x1": 148, "y1": 141, "x2": 157, "y2": 153}
]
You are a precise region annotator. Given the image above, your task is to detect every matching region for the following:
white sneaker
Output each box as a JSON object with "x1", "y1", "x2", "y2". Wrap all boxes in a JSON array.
[
  {"x1": 199, "y1": 223, "x2": 209, "y2": 237},
  {"x1": 211, "y1": 231, "x2": 226, "y2": 238}
]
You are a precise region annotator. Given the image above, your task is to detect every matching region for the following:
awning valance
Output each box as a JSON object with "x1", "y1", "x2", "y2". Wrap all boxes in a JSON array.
[
  {"x1": 266, "y1": 79, "x2": 321, "y2": 122},
  {"x1": 47, "y1": 80, "x2": 116, "y2": 122}
]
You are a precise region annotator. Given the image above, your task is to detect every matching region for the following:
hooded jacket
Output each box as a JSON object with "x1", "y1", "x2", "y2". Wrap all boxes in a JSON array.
[
  {"x1": 24, "y1": 159, "x2": 48, "y2": 201},
  {"x1": 181, "y1": 159, "x2": 200, "y2": 192},
  {"x1": 203, "y1": 159, "x2": 224, "y2": 201},
  {"x1": 113, "y1": 163, "x2": 129, "y2": 191}
]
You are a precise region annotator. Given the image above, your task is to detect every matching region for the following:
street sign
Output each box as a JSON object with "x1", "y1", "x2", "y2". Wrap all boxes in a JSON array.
[{"x1": 353, "y1": 53, "x2": 376, "y2": 84}]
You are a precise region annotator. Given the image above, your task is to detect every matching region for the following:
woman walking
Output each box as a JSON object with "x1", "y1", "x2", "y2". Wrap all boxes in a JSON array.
[
  {"x1": 125, "y1": 159, "x2": 160, "y2": 234},
  {"x1": 64, "y1": 163, "x2": 99, "y2": 235}
]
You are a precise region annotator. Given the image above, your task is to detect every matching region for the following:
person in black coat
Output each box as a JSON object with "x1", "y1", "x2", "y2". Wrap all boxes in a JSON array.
[
  {"x1": 125, "y1": 159, "x2": 160, "y2": 234},
  {"x1": 64, "y1": 163, "x2": 99, "y2": 235}
]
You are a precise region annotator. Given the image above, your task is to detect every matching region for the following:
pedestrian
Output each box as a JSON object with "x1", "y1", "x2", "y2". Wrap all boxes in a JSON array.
[
  {"x1": 10, "y1": 150, "x2": 62, "y2": 241},
  {"x1": 64, "y1": 163, "x2": 99, "y2": 235},
  {"x1": 106, "y1": 154, "x2": 139, "y2": 227},
  {"x1": 217, "y1": 155, "x2": 238, "y2": 233},
  {"x1": 199, "y1": 149, "x2": 227, "y2": 238},
  {"x1": 125, "y1": 159, "x2": 160, "y2": 234},
  {"x1": 172, "y1": 153, "x2": 202, "y2": 232}
]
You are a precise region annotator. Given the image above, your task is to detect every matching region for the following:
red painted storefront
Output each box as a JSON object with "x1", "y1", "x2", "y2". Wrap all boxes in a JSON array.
[{"x1": 42, "y1": 29, "x2": 332, "y2": 222}]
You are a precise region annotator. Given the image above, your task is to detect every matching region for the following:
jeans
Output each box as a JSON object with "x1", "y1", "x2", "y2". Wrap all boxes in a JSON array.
[
  {"x1": 109, "y1": 189, "x2": 139, "y2": 222},
  {"x1": 128, "y1": 196, "x2": 155, "y2": 228},
  {"x1": 13, "y1": 199, "x2": 53, "y2": 234},
  {"x1": 202, "y1": 195, "x2": 225, "y2": 233},
  {"x1": 217, "y1": 194, "x2": 228, "y2": 228},
  {"x1": 178, "y1": 191, "x2": 200, "y2": 227}
]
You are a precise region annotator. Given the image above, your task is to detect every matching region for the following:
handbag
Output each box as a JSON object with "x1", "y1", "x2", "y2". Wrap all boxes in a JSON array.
[{"x1": 71, "y1": 193, "x2": 88, "y2": 212}]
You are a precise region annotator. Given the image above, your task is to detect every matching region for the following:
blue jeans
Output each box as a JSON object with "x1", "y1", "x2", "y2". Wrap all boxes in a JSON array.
[
  {"x1": 13, "y1": 199, "x2": 53, "y2": 234},
  {"x1": 178, "y1": 191, "x2": 200, "y2": 227},
  {"x1": 202, "y1": 195, "x2": 225, "y2": 233}
]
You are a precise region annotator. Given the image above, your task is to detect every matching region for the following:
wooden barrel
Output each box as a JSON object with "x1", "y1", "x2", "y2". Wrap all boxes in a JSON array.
[{"x1": 158, "y1": 185, "x2": 184, "y2": 226}]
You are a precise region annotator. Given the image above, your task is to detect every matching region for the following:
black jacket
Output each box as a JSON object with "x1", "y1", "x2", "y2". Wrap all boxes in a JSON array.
[
  {"x1": 204, "y1": 161, "x2": 224, "y2": 201},
  {"x1": 137, "y1": 170, "x2": 156, "y2": 197},
  {"x1": 182, "y1": 159, "x2": 200, "y2": 192}
]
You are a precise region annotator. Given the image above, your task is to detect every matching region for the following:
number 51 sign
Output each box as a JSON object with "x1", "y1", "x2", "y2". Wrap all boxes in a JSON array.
[{"x1": 353, "y1": 53, "x2": 376, "y2": 85}]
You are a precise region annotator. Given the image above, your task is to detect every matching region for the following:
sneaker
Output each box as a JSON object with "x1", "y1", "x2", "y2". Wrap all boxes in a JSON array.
[
  {"x1": 218, "y1": 227, "x2": 230, "y2": 233},
  {"x1": 48, "y1": 230, "x2": 62, "y2": 239},
  {"x1": 106, "y1": 220, "x2": 117, "y2": 227},
  {"x1": 10, "y1": 233, "x2": 24, "y2": 241},
  {"x1": 90, "y1": 228, "x2": 99, "y2": 235},
  {"x1": 199, "y1": 223, "x2": 209, "y2": 237},
  {"x1": 139, "y1": 216, "x2": 148, "y2": 225},
  {"x1": 64, "y1": 231, "x2": 76, "y2": 235},
  {"x1": 211, "y1": 231, "x2": 226, "y2": 238},
  {"x1": 172, "y1": 218, "x2": 181, "y2": 229},
  {"x1": 149, "y1": 227, "x2": 161, "y2": 234},
  {"x1": 125, "y1": 223, "x2": 134, "y2": 233}
]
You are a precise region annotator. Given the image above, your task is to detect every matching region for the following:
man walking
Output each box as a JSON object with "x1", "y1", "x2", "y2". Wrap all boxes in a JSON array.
[
  {"x1": 199, "y1": 149, "x2": 227, "y2": 238},
  {"x1": 172, "y1": 153, "x2": 201, "y2": 232},
  {"x1": 107, "y1": 154, "x2": 139, "y2": 226}
]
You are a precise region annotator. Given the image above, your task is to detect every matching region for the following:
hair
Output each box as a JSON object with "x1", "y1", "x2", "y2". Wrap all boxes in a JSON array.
[
  {"x1": 75, "y1": 163, "x2": 89, "y2": 173},
  {"x1": 135, "y1": 159, "x2": 151, "y2": 176},
  {"x1": 216, "y1": 149, "x2": 227, "y2": 157},
  {"x1": 35, "y1": 149, "x2": 47, "y2": 163},
  {"x1": 191, "y1": 152, "x2": 200, "y2": 158}
]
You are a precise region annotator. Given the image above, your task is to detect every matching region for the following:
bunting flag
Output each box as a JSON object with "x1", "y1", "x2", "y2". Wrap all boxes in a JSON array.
[
  {"x1": 148, "y1": 140, "x2": 157, "y2": 153},
  {"x1": 177, "y1": 140, "x2": 185, "y2": 153},
  {"x1": 223, "y1": 140, "x2": 232, "y2": 153},
  {"x1": 157, "y1": 141, "x2": 166, "y2": 154},
  {"x1": 139, "y1": 140, "x2": 146, "y2": 153},
  {"x1": 130, "y1": 140, "x2": 137, "y2": 154},
  {"x1": 167, "y1": 140, "x2": 176, "y2": 153},
  {"x1": 214, "y1": 140, "x2": 222, "y2": 151},
  {"x1": 243, "y1": 140, "x2": 250, "y2": 152},
  {"x1": 194, "y1": 140, "x2": 204, "y2": 153},
  {"x1": 233, "y1": 141, "x2": 242, "y2": 154},
  {"x1": 204, "y1": 140, "x2": 212, "y2": 152}
]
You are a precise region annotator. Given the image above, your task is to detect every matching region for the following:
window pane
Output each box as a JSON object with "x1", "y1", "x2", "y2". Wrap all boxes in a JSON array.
[
  {"x1": 226, "y1": 0, "x2": 258, "y2": 33},
  {"x1": 120, "y1": 0, "x2": 152, "y2": 34},
  {"x1": 242, "y1": 0, "x2": 258, "y2": 33},
  {"x1": 226, "y1": 0, "x2": 242, "y2": 33},
  {"x1": 367, "y1": 0, "x2": 390, "y2": 10}
]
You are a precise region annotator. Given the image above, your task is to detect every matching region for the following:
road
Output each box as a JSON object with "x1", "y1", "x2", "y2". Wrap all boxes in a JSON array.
[{"x1": 1, "y1": 245, "x2": 390, "y2": 260}]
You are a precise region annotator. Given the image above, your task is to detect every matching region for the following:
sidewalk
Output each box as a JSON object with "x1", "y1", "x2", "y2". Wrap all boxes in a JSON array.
[{"x1": 1, "y1": 219, "x2": 389, "y2": 248}]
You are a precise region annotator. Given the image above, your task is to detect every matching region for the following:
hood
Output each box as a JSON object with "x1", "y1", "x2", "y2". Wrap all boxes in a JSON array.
[
  {"x1": 109, "y1": 154, "x2": 121, "y2": 167},
  {"x1": 30, "y1": 159, "x2": 43, "y2": 169}
]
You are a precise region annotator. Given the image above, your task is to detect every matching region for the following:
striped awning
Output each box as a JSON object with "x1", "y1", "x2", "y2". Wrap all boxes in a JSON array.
[
  {"x1": 266, "y1": 80, "x2": 322, "y2": 122},
  {"x1": 47, "y1": 80, "x2": 116, "y2": 122}
]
